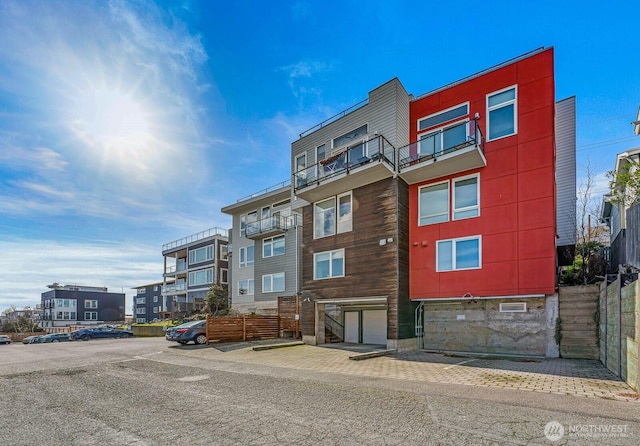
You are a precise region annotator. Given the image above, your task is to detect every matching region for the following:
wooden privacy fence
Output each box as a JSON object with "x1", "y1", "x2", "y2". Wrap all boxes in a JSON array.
[
  {"x1": 278, "y1": 295, "x2": 301, "y2": 339},
  {"x1": 206, "y1": 315, "x2": 280, "y2": 343}
]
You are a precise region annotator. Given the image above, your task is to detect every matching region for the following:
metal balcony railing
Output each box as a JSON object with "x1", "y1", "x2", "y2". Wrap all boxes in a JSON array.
[
  {"x1": 163, "y1": 283, "x2": 186, "y2": 294},
  {"x1": 293, "y1": 134, "x2": 396, "y2": 192},
  {"x1": 162, "y1": 227, "x2": 228, "y2": 252},
  {"x1": 397, "y1": 118, "x2": 484, "y2": 170},
  {"x1": 245, "y1": 214, "x2": 302, "y2": 237},
  {"x1": 235, "y1": 179, "x2": 291, "y2": 203}
]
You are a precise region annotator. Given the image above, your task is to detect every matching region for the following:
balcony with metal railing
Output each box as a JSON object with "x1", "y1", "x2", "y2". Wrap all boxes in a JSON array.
[
  {"x1": 397, "y1": 118, "x2": 485, "y2": 185},
  {"x1": 293, "y1": 134, "x2": 396, "y2": 203},
  {"x1": 163, "y1": 282, "x2": 186, "y2": 295},
  {"x1": 162, "y1": 227, "x2": 228, "y2": 254},
  {"x1": 245, "y1": 214, "x2": 302, "y2": 240}
]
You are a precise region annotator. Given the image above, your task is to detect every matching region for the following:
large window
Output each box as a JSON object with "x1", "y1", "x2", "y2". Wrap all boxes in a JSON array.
[
  {"x1": 314, "y1": 249, "x2": 345, "y2": 280},
  {"x1": 220, "y1": 245, "x2": 228, "y2": 260},
  {"x1": 136, "y1": 308, "x2": 146, "y2": 315},
  {"x1": 240, "y1": 211, "x2": 257, "y2": 238},
  {"x1": 314, "y1": 192, "x2": 352, "y2": 238},
  {"x1": 487, "y1": 86, "x2": 517, "y2": 140},
  {"x1": 333, "y1": 124, "x2": 368, "y2": 149},
  {"x1": 189, "y1": 245, "x2": 213, "y2": 265},
  {"x1": 263, "y1": 235, "x2": 285, "y2": 257},
  {"x1": 84, "y1": 300, "x2": 98, "y2": 309},
  {"x1": 55, "y1": 311, "x2": 76, "y2": 320},
  {"x1": 437, "y1": 236, "x2": 481, "y2": 272},
  {"x1": 239, "y1": 246, "x2": 254, "y2": 268},
  {"x1": 453, "y1": 174, "x2": 479, "y2": 220},
  {"x1": 419, "y1": 181, "x2": 449, "y2": 225},
  {"x1": 85, "y1": 312, "x2": 98, "y2": 320},
  {"x1": 238, "y1": 279, "x2": 254, "y2": 295},
  {"x1": 221, "y1": 268, "x2": 228, "y2": 284},
  {"x1": 136, "y1": 297, "x2": 145, "y2": 305},
  {"x1": 418, "y1": 103, "x2": 468, "y2": 131},
  {"x1": 55, "y1": 299, "x2": 76, "y2": 308},
  {"x1": 262, "y1": 273, "x2": 285, "y2": 293},
  {"x1": 189, "y1": 268, "x2": 213, "y2": 286}
]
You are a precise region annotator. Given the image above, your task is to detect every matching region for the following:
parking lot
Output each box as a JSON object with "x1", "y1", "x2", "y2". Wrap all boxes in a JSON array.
[{"x1": 1, "y1": 337, "x2": 639, "y2": 444}]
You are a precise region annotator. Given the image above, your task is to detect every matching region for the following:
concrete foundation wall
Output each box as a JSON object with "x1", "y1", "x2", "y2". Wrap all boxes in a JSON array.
[{"x1": 422, "y1": 296, "x2": 552, "y2": 356}]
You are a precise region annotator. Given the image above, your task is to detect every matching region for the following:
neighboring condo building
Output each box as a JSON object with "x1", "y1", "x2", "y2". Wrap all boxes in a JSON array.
[
  {"x1": 162, "y1": 227, "x2": 229, "y2": 319},
  {"x1": 132, "y1": 281, "x2": 168, "y2": 323},
  {"x1": 406, "y1": 47, "x2": 575, "y2": 356},
  {"x1": 292, "y1": 77, "x2": 414, "y2": 350},
  {"x1": 40, "y1": 283, "x2": 125, "y2": 328},
  {"x1": 221, "y1": 181, "x2": 303, "y2": 315}
]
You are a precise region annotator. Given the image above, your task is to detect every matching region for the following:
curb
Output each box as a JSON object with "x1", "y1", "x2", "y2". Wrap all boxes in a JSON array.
[
  {"x1": 252, "y1": 341, "x2": 305, "y2": 351},
  {"x1": 349, "y1": 349, "x2": 395, "y2": 361}
]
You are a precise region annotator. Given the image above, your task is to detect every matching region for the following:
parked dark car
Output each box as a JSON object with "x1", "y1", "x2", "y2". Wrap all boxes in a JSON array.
[
  {"x1": 165, "y1": 320, "x2": 207, "y2": 345},
  {"x1": 23, "y1": 335, "x2": 43, "y2": 344},
  {"x1": 35, "y1": 333, "x2": 70, "y2": 343},
  {"x1": 69, "y1": 327, "x2": 134, "y2": 341},
  {"x1": 0, "y1": 335, "x2": 11, "y2": 345}
]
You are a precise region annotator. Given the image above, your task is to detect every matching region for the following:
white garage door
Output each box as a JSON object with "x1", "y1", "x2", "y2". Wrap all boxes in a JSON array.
[
  {"x1": 362, "y1": 310, "x2": 387, "y2": 345},
  {"x1": 344, "y1": 311, "x2": 360, "y2": 343}
]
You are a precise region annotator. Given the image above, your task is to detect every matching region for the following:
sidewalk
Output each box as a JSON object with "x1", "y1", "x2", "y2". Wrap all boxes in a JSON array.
[{"x1": 181, "y1": 342, "x2": 638, "y2": 401}]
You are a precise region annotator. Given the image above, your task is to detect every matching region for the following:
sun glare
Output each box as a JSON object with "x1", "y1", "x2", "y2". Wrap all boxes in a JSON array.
[{"x1": 71, "y1": 86, "x2": 155, "y2": 171}]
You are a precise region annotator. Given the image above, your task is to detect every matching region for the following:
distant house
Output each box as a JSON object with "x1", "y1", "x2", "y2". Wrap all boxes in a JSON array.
[
  {"x1": 40, "y1": 283, "x2": 125, "y2": 328},
  {"x1": 132, "y1": 281, "x2": 168, "y2": 323},
  {"x1": 601, "y1": 147, "x2": 640, "y2": 273},
  {"x1": 161, "y1": 227, "x2": 229, "y2": 319}
]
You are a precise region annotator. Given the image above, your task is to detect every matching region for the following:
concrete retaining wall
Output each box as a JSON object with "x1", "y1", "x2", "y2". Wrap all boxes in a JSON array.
[{"x1": 422, "y1": 296, "x2": 551, "y2": 356}]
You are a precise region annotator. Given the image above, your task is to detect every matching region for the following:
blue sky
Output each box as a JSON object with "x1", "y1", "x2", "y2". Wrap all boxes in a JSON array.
[{"x1": 1, "y1": 0, "x2": 638, "y2": 312}]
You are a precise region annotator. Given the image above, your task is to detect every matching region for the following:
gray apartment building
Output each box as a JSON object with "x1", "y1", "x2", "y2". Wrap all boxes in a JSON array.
[
  {"x1": 162, "y1": 227, "x2": 229, "y2": 319},
  {"x1": 132, "y1": 281, "x2": 168, "y2": 323},
  {"x1": 222, "y1": 182, "x2": 302, "y2": 315},
  {"x1": 40, "y1": 283, "x2": 125, "y2": 328}
]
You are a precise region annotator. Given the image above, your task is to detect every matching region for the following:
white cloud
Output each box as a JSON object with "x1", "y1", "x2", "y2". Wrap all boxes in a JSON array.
[
  {"x1": 0, "y1": 146, "x2": 68, "y2": 173},
  {"x1": 0, "y1": 238, "x2": 163, "y2": 312}
]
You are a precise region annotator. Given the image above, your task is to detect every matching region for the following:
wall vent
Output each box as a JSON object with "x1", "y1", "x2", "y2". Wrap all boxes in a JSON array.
[{"x1": 499, "y1": 302, "x2": 527, "y2": 313}]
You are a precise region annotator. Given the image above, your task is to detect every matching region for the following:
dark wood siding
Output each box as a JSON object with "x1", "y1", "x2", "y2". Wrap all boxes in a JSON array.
[{"x1": 300, "y1": 177, "x2": 412, "y2": 339}]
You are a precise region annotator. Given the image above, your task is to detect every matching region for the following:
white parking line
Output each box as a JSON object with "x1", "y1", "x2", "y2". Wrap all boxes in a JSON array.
[{"x1": 443, "y1": 359, "x2": 478, "y2": 370}]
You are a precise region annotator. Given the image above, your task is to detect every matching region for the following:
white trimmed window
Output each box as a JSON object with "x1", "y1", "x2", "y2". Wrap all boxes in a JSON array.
[
  {"x1": 453, "y1": 174, "x2": 480, "y2": 220},
  {"x1": 418, "y1": 103, "x2": 469, "y2": 132},
  {"x1": 136, "y1": 297, "x2": 145, "y2": 305},
  {"x1": 136, "y1": 318, "x2": 146, "y2": 323},
  {"x1": 314, "y1": 192, "x2": 352, "y2": 238},
  {"x1": 220, "y1": 245, "x2": 228, "y2": 260},
  {"x1": 85, "y1": 311, "x2": 98, "y2": 320},
  {"x1": 136, "y1": 308, "x2": 146, "y2": 315},
  {"x1": 189, "y1": 245, "x2": 213, "y2": 264},
  {"x1": 263, "y1": 235, "x2": 285, "y2": 258},
  {"x1": 487, "y1": 86, "x2": 517, "y2": 140},
  {"x1": 152, "y1": 307, "x2": 158, "y2": 313},
  {"x1": 437, "y1": 236, "x2": 482, "y2": 272},
  {"x1": 239, "y1": 246, "x2": 254, "y2": 268},
  {"x1": 84, "y1": 300, "x2": 98, "y2": 309},
  {"x1": 221, "y1": 268, "x2": 228, "y2": 284},
  {"x1": 262, "y1": 272, "x2": 285, "y2": 293},
  {"x1": 153, "y1": 296, "x2": 158, "y2": 303},
  {"x1": 314, "y1": 249, "x2": 345, "y2": 280},
  {"x1": 419, "y1": 181, "x2": 449, "y2": 225},
  {"x1": 189, "y1": 268, "x2": 213, "y2": 286},
  {"x1": 238, "y1": 279, "x2": 254, "y2": 296}
]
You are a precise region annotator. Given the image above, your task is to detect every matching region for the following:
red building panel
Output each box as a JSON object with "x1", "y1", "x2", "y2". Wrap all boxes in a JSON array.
[{"x1": 409, "y1": 48, "x2": 557, "y2": 300}]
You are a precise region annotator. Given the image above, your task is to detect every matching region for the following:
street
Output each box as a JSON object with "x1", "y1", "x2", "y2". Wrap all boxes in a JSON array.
[{"x1": 1, "y1": 338, "x2": 639, "y2": 445}]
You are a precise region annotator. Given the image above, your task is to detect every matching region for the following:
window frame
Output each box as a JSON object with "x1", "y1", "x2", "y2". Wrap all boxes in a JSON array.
[
  {"x1": 84, "y1": 311, "x2": 98, "y2": 320},
  {"x1": 188, "y1": 245, "x2": 214, "y2": 265},
  {"x1": 220, "y1": 268, "x2": 228, "y2": 284},
  {"x1": 238, "y1": 279, "x2": 254, "y2": 296},
  {"x1": 436, "y1": 235, "x2": 482, "y2": 272},
  {"x1": 262, "y1": 272, "x2": 285, "y2": 293},
  {"x1": 313, "y1": 192, "x2": 352, "y2": 239},
  {"x1": 313, "y1": 249, "x2": 345, "y2": 280},
  {"x1": 188, "y1": 268, "x2": 214, "y2": 286},
  {"x1": 486, "y1": 85, "x2": 517, "y2": 141},
  {"x1": 220, "y1": 245, "x2": 228, "y2": 260},
  {"x1": 239, "y1": 246, "x2": 255, "y2": 268},
  {"x1": 84, "y1": 300, "x2": 98, "y2": 309},
  {"x1": 452, "y1": 173, "x2": 480, "y2": 221},
  {"x1": 417, "y1": 102, "x2": 469, "y2": 132},
  {"x1": 418, "y1": 180, "x2": 450, "y2": 226},
  {"x1": 263, "y1": 235, "x2": 285, "y2": 258}
]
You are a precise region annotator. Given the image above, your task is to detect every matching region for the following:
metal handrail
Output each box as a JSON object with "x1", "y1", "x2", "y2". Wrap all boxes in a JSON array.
[
  {"x1": 162, "y1": 227, "x2": 228, "y2": 252},
  {"x1": 235, "y1": 179, "x2": 291, "y2": 203}
]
